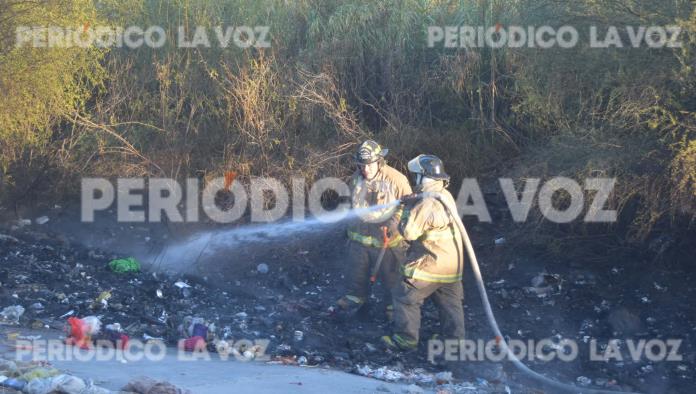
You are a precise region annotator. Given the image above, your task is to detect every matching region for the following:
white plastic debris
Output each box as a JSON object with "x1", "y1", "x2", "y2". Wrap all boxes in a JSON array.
[
  {"x1": 494, "y1": 237, "x2": 506, "y2": 245},
  {"x1": 35, "y1": 216, "x2": 49, "y2": 225},
  {"x1": 174, "y1": 281, "x2": 191, "y2": 288},
  {"x1": 82, "y1": 316, "x2": 102, "y2": 335},
  {"x1": 577, "y1": 376, "x2": 592, "y2": 386},
  {"x1": 372, "y1": 367, "x2": 404, "y2": 381},
  {"x1": 143, "y1": 334, "x2": 164, "y2": 342},
  {"x1": 25, "y1": 374, "x2": 87, "y2": 394},
  {"x1": 257, "y1": 263, "x2": 269, "y2": 274},
  {"x1": 294, "y1": 330, "x2": 304, "y2": 342},
  {"x1": 0, "y1": 234, "x2": 19, "y2": 242},
  {"x1": 0, "y1": 305, "x2": 25, "y2": 324},
  {"x1": 434, "y1": 371, "x2": 453, "y2": 383}
]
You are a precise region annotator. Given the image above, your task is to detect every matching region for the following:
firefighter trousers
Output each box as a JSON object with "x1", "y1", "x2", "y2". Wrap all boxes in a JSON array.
[
  {"x1": 392, "y1": 279, "x2": 465, "y2": 344},
  {"x1": 345, "y1": 241, "x2": 404, "y2": 305}
]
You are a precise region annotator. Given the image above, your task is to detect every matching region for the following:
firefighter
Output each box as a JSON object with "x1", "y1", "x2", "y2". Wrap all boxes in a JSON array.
[
  {"x1": 336, "y1": 140, "x2": 412, "y2": 318},
  {"x1": 382, "y1": 154, "x2": 465, "y2": 350}
]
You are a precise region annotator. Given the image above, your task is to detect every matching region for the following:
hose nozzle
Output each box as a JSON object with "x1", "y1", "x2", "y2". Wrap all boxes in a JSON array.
[{"x1": 400, "y1": 193, "x2": 423, "y2": 204}]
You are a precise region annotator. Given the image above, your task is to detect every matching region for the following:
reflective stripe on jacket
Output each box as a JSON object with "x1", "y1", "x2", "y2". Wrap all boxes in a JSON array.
[
  {"x1": 398, "y1": 181, "x2": 464, "y2": 283},
  {"x1": 347, "y1": 164, "x2": 412, "y2": 248}
]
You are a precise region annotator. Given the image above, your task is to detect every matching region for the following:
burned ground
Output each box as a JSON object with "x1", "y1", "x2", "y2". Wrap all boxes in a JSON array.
[{"x1": 1, "y1": 209, "x2": 694, "y2": 394}]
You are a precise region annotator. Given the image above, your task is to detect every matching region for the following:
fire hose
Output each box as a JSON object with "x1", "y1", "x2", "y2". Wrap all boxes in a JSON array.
[{"x1": 407, "y1": 192, "x2": 642, "y2": 394}]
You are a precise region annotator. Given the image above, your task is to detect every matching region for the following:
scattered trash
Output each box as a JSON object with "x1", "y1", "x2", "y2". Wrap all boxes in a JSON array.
[
  {"x1": 0, "y1": 233, "x2": 19, "y2": 243},
  {"x1": 108, "y1": 257, "x2": 140, "y2": 273},
  {"x1": 494, "y1": 237, "x2": 506, "y2": 245},
  {"x1": 65, "y1": 316, "x2": 101, "y2": 349},
  {"x1": 35, "y1": 216, "x2": 50, "y2": 225},
  {"x1": 434, "y1": 371, "x2": 453, "y2": 384},
  {"x1": 181, "y1": 336, "x2": 206, "y2": 352},
  {"x1": 357, "y1": 365, "x2": 404, "y2": 382},
  {"x1": 576, "y1": 376, "x2": 592, "y2": 386},
  {"x1": 143, "y1": 334, "x2": 165, "y2": 342},
  {"x1": 0, "y1": 377, "x2": 27, "y2": 391},
  {"x1": 640, "y1": 365, "x2": 654, "y2": 374},
  {"x1": 489, "y1": 279, "x2": 506, "y2": 289},
  {"x1": 525, "y1": 272, "x2": 562, "y2": 297},
  {"x1": 95, "y1": 323, "x2": 129, "y2": 349},
  {"x1": 123, "y1": 376, "x2": 192, "y2": 394},
  {"x1": 24, "y1": 374, "x2": 88, "y2": 394},
  {"x1": 257, "y1": 263, "x2": 269, "y2": 274},
  {"x1": 0, "y1": 220, "x2": 690, "y2": 393},
  {"x1": 16, "y1": 335, "x2": 42, "y2": 341},
  {"x1": 174, "y1": 281, "x2": 191, "y2": 289},
  {"x1": 0, "y1": 360, "x2": 18, "y2": 375},
  {"x1": 92, "y1": 291, "x2": 111, "y2": 309},
  {"x1": 0, "y1": 305, "x2": 25, "y2": 324},
  {"x1": 19, "y1": 367, "x2": 60, "y2": 381},
  {"x1": 403, "y1": 384, "x2": 424, "y2": 394},
  {"x1": 593, "y1": 300, "x2": 611, "y2": 313}
]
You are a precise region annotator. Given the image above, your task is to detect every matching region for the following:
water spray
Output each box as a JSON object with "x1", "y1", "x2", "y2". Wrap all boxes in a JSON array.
[
  {"x1": 414, "y1": 191, "x2": 642, "y2": 394},
  {"x1": 151, "y1": 201, "x2": 402, "y2": 271}
]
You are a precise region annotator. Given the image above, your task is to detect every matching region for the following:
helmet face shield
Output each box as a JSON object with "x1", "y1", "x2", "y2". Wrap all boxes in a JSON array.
[
  {"x1": 407, "y1": 154, "x2": 450, "y2": 184},
  {"x1": 407, "y1": 155, "x2": 425, "y2": 186},
  {"x1": 407, "y1": 155, "x2": 425, "y2": 174}
]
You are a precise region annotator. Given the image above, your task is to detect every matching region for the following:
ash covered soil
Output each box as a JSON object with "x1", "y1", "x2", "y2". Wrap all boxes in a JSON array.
[{"x1": 0, "y1": 215, "x2": 694, "y2": 394}]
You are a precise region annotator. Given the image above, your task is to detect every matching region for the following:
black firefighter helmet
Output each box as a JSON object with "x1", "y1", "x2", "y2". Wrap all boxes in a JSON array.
[{"x1": 407, "y1": 154, "x2": 450, "y2": 183}]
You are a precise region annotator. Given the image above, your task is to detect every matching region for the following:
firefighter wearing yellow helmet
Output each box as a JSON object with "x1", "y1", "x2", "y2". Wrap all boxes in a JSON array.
[{"x1": 336, "y1": 140, "x2": 412, "y2": 319}]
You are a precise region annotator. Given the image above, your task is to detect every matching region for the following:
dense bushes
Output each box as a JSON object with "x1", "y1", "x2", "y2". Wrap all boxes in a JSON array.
[{"x1": 0, "y1": 0, "x2": 693, "y2": 242}]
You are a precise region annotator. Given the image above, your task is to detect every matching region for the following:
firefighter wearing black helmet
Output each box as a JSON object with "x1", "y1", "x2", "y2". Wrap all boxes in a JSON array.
[
  {"x1": 336, "y1": 140, "x2": 412, "y2": 319},
  {"x1": 382, "y1": 154, "x2": 466, "y2": 350}
]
